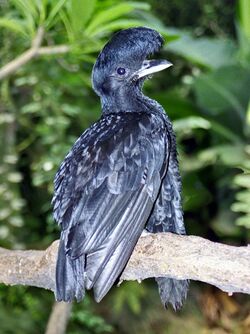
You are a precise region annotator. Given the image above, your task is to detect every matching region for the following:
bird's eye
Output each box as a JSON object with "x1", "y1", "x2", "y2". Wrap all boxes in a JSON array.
[{"x1": 117, "y1": 67, "x2": 126, "y2": 75}]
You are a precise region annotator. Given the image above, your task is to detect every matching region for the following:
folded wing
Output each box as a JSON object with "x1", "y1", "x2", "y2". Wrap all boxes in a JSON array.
[{"x1": 52, "y1": 112, "x2": 169, "y2": 302}]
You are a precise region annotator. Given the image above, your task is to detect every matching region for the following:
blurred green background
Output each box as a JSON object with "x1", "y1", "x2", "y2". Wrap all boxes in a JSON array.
[{"x1": 0, "y1": 0, "x2": 250, "y2": 333}]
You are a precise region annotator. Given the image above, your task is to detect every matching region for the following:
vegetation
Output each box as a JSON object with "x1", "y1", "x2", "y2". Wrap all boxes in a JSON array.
[{"x1": 0, "y1": 0, "x2": 249, "y2": 333}]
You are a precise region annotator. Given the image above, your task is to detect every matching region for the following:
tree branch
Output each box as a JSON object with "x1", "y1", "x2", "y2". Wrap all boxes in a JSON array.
[
  {"x1": 45, "y1": 301, "x2": 72, "y2": 334},
  {"x1": 0, "y1": 233, "x2": 249, "y2": 296},
  {"x1": 0, "y1": 27, "x2": 70, "y2": 81},
  {"x1": 36, "y1": 45, "x2": 70, "y2": 56}
]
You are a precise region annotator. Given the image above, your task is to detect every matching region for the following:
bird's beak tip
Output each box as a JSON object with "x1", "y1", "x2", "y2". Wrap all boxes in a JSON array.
[{"x1": 135, "y1": 59, "x2": 173, "y2": 79}]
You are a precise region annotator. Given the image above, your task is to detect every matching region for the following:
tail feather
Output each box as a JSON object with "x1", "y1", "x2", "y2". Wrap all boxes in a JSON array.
[
  {"x1": 87, "y1": 188, "x2": 153, "y2": 302},
  {"x1": 55, "y1": 238, "x2": 85, "y2": 302},
  {"x1": 156, "y1": 277, "x2": 189, "y2": 310},
  {"x1": 73, "y1": 256, "x2": 85, "y2": 302}
]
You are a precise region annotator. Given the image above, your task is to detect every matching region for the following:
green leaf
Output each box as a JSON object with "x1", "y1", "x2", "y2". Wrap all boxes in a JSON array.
[
  {"x1": 59, "y1": 9, "x2": 75, "y2": 42},
  {"x1": 69, "y1": 0, "x2": 96, "y2": 33},
  {"x1": 85, "y1": 2, "x2": 150, "y2": 34},
  {"x1": 245, "y1": 99, "x2": 250, "y2": 136},
  {"x1": 234, "y1": 173, "x2": 250, "y2": 188},
  {"x1": 194, "y1": 65, "x2": 250, "y2": 120},
  {"x1": 238, "y1": 0, "x2": 250, "y2": 40},
  {"x1": 151, "y1": 89, "x2": 199, "y2": 119},
  {"x1": 89, "y1": 19, "x2": 147, "y2": 37},
  {"x1": 166, "y1": 30, "x2": 237, "y2": 69},
  {"x1": 198, "y1": 144, "x2": 247, "y2": 167},
  {"x1": 231, "y1": 202, "x2": 250, "y2": 213},
  {"x1": 0, "y1": 18, "x2": 27, "y2": 36},
  {"x1": 180, "y1": 154, "x2": 209, "y2": 172},
  {"x1": 12, "y1": 0, "x2": 38, "y2": 18},
  {"x1": 211, "y1": 210, "x2": 242, "y2": 237},
  {"x1": 235, "y1": 215, "x2": 250, "y2": 228},
  {"x1": 21, "y1": 102, "x2": 41, "y2": 114},
  {"x1": 173, "y1": 116, "x2": 211, "y2": 135},
  {"x1": 11, "y1": 0, "x2": 37, "y2": 34},
  {"x1": 241, "y1": 159, "x2": 250, "y2": 173},
  {"x1": 133, "y1": 12, "x2": 179, "y2": 42},
  {"x1": 37, "y1": 0, "x2": 48, "y2": 24},
  {"x1": 235, "y1": 189, "x2": 250, "y2": 203},
  {"x1": 209, "y1": 120, "x2": 242, "y2": 143},
  {"x1": 46, "y1": 0, "x2": 67, "y2": 29},
  {"x1": 182, "y1": 173, "x2": 211, "y2": 210}
]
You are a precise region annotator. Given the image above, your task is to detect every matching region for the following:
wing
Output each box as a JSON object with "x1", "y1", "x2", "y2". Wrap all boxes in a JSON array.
[
  {"x1": 146, "y1": 136, "x2": 188, "y2": 310},
  {"x1": 52, "y1": 112, "x2": 169, "y2": 302},
  {"x1": 146, "y1": 148, "x2": 185, "y2": 235}
]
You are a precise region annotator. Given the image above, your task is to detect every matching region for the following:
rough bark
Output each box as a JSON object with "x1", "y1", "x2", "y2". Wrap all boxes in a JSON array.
[{"x1": 0, "y1": 233, "x2": 249, "y2": 296}]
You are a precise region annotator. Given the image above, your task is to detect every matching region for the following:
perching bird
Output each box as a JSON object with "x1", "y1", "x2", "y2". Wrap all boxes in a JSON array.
[{"x1": 52, "y1": 27, "x2": 189, "y2": 310}]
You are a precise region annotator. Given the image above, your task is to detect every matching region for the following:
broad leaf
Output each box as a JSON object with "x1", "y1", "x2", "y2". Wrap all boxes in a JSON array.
[
  {"x1": 166, "y1": 29, "x2": 237, "y2": 69},
  {"x1": 85, "y1": 2, "x2": 150, "y2": 34},
  {"x1": 194, "y1": 65, "x2": 250, "y2": 119},
  {"x1": 69, "y1": 0, "x2": 96, "y2": 33},
  {"x1": 89, "y1": 19, "x2": 147, "y2": 37}
]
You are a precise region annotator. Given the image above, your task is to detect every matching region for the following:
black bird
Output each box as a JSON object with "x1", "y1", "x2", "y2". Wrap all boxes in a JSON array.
[{"x1": 52, "y1": 27, "x2": 189, "y2": 310}]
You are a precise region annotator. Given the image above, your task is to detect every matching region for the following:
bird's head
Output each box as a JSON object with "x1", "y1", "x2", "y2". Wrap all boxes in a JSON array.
[{"x1": 92, "y1": 27, "x2": 172, "y2": 112}]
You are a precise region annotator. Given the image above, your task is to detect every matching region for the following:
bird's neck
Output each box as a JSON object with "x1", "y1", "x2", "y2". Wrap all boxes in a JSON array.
[{"x1": 100, "y1": 85, "x2": 161, "y2": 115}]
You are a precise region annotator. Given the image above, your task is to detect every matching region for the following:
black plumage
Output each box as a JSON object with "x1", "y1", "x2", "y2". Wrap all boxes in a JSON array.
[{"x1": 52, "y1": 27, "x2": 189, "y2": 309}]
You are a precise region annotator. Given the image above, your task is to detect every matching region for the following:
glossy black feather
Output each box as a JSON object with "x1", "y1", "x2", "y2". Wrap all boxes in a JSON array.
[
  {"x1": 53, "y1": 26, "x2": 189, "y2": 309},
  {"x1": 53, "y1": 112, "x2": 168, "y2": 302},
  {"x1": 146, "y1": 120, "x2": 189, "y2": 309}
]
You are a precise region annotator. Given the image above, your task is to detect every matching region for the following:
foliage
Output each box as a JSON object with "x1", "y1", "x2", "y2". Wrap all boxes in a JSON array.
[
  {"x1": 0, "y1": 0, "x2": 249, "y2": 333},
  {"x1": 69, "y1": 296, "x2": 113, "y2": 334},
  {"x1": 161, "y1": 0, "x2": 250, "y2": 232},
  {"x1": 0, "y1": 285, "x2": 53, "y2": 334}
]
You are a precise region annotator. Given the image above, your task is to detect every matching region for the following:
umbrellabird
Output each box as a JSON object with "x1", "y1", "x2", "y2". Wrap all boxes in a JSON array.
[{"x1": 52, "y1": 26, "x2": 189, "y2": 310}]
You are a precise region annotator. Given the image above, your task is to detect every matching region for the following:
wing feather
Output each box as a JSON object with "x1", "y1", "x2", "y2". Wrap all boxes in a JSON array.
[
  {"x1": 145, "y1": 141, "x2": 189, "y2": 310},
  {"x1": 53, "y1": 112, "x2": 168, "y2": 301},
  {"x1": 146, "y1": 157, "x2": 185, "y2": 234},
  {"x1": 92, "y1": 186, "x2": 154, "y2": 301}
]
